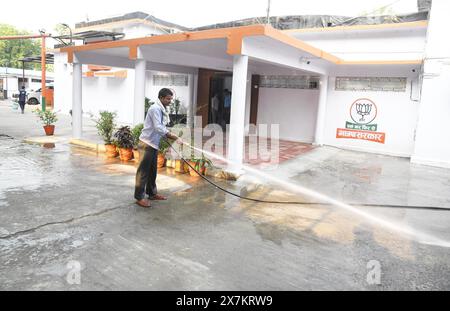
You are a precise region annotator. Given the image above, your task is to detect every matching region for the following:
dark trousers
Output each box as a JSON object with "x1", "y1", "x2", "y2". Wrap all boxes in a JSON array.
[
  {"x1": 134, "y1": 142, "x2": 158, "y2": 200},
  {"x1": 19, "y1": 101, "x2": 25, "y2": 113}
]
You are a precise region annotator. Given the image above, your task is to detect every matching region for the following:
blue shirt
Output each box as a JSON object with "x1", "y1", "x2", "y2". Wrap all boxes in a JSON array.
[
  {"x1": 224, "y1": 94, "x2": 231, "y2": 108},
  {"x1": 139, "y1": 103, "x2": 169, "y2": 150}
]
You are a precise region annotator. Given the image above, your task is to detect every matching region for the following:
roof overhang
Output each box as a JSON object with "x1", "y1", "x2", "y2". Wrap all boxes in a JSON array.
[
  {"x1": 283, "y1": 20, "x2": 428, "y2": 34},
  {"x1": 60, "y1": 24, "x2": 423, "y2": 76}
]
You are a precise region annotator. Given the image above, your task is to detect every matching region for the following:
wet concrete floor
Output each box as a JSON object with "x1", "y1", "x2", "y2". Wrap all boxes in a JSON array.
[{"x1": 0, "y1": 132, "x2": 450, "y2": 290}]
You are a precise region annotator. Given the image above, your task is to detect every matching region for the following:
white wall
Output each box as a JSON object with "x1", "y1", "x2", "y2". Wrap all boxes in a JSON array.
[
  {"x1": 145, "y1": 72, "x2": 190, "y2": 115},
  {"x1": 257, "y1": 88, "x2": 320, "y2": 142},
  {"x1": 54, "y1": 53, "x2": 135, "y2": 124},
  {"x1": 323, "y1": 77, "x2": 420, "y2": 157},
  {"x1": 54, "y1": 53, "x2": 73, "y2": 114},
  {"x1": 412, "y1": 0, "x2": 450, "y2": 168},
  {"x1": 82, "y1": 70, "x2": 135, "y2": 124},
  {"x1": 54, "y1": 52, "x2": 191, "y2": 125},
  {"x1": 296, "y1": 29, "x2": 427, "y2": 62},
  {"x1": 5, "y1": 77, "x2": 18, "y2": 96},
  {"x1": 122, "y1": 24, "x2": 167, "y2": 39}
]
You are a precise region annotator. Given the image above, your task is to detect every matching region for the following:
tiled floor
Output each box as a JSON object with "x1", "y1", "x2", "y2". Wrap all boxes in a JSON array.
[{"x1": 200, "y1": 136, "x2": 315, "y2": 166}]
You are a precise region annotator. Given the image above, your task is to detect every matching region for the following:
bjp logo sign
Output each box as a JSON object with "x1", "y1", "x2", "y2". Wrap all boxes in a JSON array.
[{"x1": 337, "y1": 98, "x2": 386, "y2": 144}]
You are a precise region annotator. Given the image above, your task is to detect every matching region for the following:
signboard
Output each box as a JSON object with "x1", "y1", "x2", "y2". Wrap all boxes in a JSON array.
[
  {"x1": 337, "y1": 98, "x2": 386, "y2": 144},
  {"x1": 336, "y1": 128, "x2": 386, "y2": 144}
]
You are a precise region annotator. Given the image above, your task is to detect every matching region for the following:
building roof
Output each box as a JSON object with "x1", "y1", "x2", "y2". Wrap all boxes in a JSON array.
[
  {"x1": 193, "y1": 12, "x2": 429, "y2": 31},
  {"x1": 74, "y1": 10, "x2": 429, "y2": 34},
  {"x1": 20, "y1": 53, "x2": 54, "y2": 65},
  {"x1": 75, "y1": 11, "x2": 189, "y2": 32}
]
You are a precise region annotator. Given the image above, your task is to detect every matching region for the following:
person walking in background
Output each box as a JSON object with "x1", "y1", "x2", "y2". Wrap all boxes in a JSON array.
[{"x1": 18, "y1": 86, "x2": 27, "y2": 114}]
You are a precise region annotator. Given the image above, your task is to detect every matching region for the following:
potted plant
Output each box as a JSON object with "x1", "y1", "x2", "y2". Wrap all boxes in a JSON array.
[
  {"x1": 199, "y1": 154, "x2": 213, "y2": 175},
  {"x1": 131, "y1": 123, "x2": 144, "y2": 161},
  {"x1": 114, "y1": 126, "x2": 134, "y2": 161},
  {"x1": 95, "y1": 111, "x2": 118, "y2": 158},
  {"x1": 157, "y1": 137, "x2": 171, "y2": 168},
  {"x1": 36, "y1": 109, "x2": 58, "y2": 136},
  {"x1": 187, "y1": 154, "x2": 213, "y2": 177},
  {"x1": 163, "y1": 129, "x2": 184, "y2": 172}
]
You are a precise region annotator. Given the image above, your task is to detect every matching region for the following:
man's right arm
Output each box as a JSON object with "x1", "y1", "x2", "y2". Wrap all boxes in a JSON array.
[{"x1": 149, "y1": 108, "x2": 181, "y2": 142}]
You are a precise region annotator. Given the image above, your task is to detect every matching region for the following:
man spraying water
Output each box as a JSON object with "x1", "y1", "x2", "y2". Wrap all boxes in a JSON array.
[{"x1": 134, "y1": 88, "x2": 182, "y2": 208}]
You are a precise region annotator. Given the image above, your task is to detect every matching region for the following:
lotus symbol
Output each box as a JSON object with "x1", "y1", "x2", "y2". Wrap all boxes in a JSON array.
[{"x1": 356, "y1": 103, "x2": 372, "y2": 122}]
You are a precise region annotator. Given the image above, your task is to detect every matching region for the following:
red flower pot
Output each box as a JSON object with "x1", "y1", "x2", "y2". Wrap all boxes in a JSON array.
[{"x1": 43, "y1": 125, "x2": 55, "y2": 136}]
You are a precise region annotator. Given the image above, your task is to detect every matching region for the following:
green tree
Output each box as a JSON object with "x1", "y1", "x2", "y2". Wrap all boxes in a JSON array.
[
  {"x1": 0, "y1": 24, "x2": 43, "y2": 70},
  {"x1": 53, "y1": 24, "x2": 71, "y2": 36}
]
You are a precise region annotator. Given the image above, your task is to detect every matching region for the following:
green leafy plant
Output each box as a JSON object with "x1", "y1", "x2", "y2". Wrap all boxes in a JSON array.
[
  {"x1": 131, "y1": 123, "x2": 144, "y2": 149},
  {"x1": 169, "y1": 97, "x2": 181, "y2": 116},
  {"x1": 159, "y1": 138, "x2": 171, "y2": 155},
  {"x1": 95, "y1": 111, "x2": 117, "y2": 145},
  {"x1": 114, "y1": 126, "x2": 134, "y2": 149},
  {"x1": 36, "y1": 109, "x2": 58, "y2": 126},
  {"x1": 187, "y1": 136, "x2": 213, "y2": 171},
  {"x1": 190, "y1": 153, "x2": 213, "y2": 168}
]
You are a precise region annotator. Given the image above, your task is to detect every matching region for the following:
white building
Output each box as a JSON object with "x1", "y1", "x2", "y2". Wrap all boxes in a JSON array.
[
  {"x1": 0, "y1": 67, "x2": 54, "y2": 99},
  {"x1": 54, "y1": 12, "x2": 191, "y2": 124},
  {"x1": 53, "y1": 1, "x2": 450, "y2": 170}
]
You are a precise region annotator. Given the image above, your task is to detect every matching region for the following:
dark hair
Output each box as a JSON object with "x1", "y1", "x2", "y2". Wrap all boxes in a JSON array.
[
  {"x1": 158, "y1": 88, "x2": 173, "y2": 99},
  {"x1": 21, "y1": 86, "x2": 25, "y2": 89}
]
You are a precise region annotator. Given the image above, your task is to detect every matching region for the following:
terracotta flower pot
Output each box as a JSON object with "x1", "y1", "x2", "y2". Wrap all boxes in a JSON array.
[
  {"x1": 133, "y1": 149, "x2": 140, "y2": 161},
  {"x1": 175, "y1": 159, "x2": 185, "y2": 173},
  {"x1": 187, "y1": 161, "x2": 200, "y2": 177},
  {"x1": 119, "y1": 148, "x2": 133, "y2": 161},
  {"x1": 157, "y1": 153, "x2": 166, "y2": 168},
  {"x1": 43, "y1": 125, "x2": 55, "y2": 136},
  {"x1": 166, "y1": 159, "x2": 175, "y2": 168},
  {"x1": 200, "y1": 164, "x2": 206, "y2": 175},
  {"x1": 105, "y1": 144, "x2": 118, "y2": 158}
]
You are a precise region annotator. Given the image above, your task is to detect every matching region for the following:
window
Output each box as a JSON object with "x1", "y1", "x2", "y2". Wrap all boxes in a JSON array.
[
  {"x1": 31, "y1": 79, "x2": 53, "y2": 83},
  {"x1": 153, "y1": 74, "x2": 188, "y2": 86},
  {"x1": 260, "y1": 75, "x2": 319, "y2": 89},
  {"x1": 335, "y1": 77, "x2": 407, "y2": 92}
]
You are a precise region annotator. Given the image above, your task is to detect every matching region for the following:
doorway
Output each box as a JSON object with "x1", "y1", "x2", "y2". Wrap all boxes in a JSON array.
[{"x1": 209, "y1": 73, "x2": 232, "y2": 131}]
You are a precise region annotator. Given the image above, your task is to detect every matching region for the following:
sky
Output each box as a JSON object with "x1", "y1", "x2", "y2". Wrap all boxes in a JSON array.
[{"x1": 1, "y1": 0, "x2": 419, "y2": 34}]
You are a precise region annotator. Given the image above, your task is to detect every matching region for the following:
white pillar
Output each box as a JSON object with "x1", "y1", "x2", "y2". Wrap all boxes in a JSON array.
[
  {"x1": 244, "y1": 71, "x2": 252, "y2": 135},
  {"x1": 412, "y1": 0, "x2": 450, "y2": 168},
  {"x1": 133, "y1": 59, "x2": 146, "y2": 125},
  {"x1": 72, "y1": 61, "x2": 82, "y2": 139},
  {"x1": 192, "y1": 70, "x2": 199, "y2": 128},
  {"x1": 187, "y1": 72, "x2": 196, "y2": 128},
  {"x1": 314, "y1": 75, "x2": 329, "y2": 146},
  {"x1": 227, "y1": 55, "x2": 249, "y2": 172}
]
